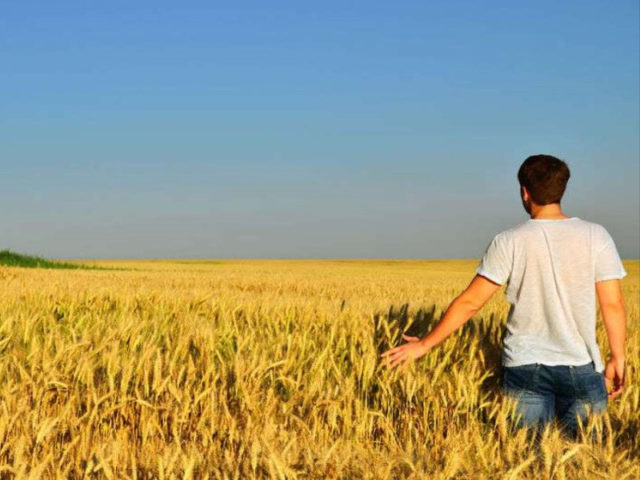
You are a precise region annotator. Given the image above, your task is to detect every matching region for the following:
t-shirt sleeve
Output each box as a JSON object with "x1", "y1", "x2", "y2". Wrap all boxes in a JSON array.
[
  {"x1": 476, "y1": 232, "x2": 513, "y2": 285},
  {"x1": 595, "y1": 228, "x2": 627, "y2": 282}
]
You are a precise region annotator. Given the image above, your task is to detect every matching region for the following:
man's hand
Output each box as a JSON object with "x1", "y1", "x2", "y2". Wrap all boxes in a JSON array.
[
  {"x1": 380, "y1": 274, "x2": 501, "y2": 370},
  {"x1": 604, "y1": 356, "x2": 625, "y2": 399},
  {"x1": 380, "y1": 334, "x2": 430, "y2": 369}
]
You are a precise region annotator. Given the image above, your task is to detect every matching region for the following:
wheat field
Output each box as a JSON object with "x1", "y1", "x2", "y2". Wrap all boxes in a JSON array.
[{"x1": 0, "y1": 259, "x2": 638, "y2": 479}]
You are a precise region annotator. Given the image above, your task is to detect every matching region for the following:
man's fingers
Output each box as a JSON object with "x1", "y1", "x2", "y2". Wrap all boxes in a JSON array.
[
  {"x1": 380, "y1": 342, "x2": 421, "y2": 369},
  {"x1": 604, "y1": 377, "x2": 612, "y2": 393},
  {"x1": 380, "y1": 352, "x2": 401, "y2": 367},
  {"x1": 608, "y1": 386, "x2": 624, "y2": 399},
  {"x1": 390, "y1": 355, "x2": 404, "y2": 368},
  {"x1": 382, "y1": 349, "x2": 400, "y2": 360},
  {"x1": 383, "y1": 352, "x2": 404, "y2": 368},
  {"x1": 380, "y1": 354, "x2": 394, "y2": 366},
  {"x1": 613, "y1": 374, "x2": 625, "y2": 388},
  {"x1": 389, "y1": 355, "x2": 409, "y2": 368},
  {"x1": 380, "y1": 349, "x2": 411, "y2": 368},
  {"x1": 382, "y1": 335, "x2": 421, "y2": 357},
  {"x1": 607, "y1": 374, "x2": 624, "y2": 398},
  {"x1": 380, "y1": 346, "x2": 400, "y2": 357},
  {"x1": 381, "y1": 344, "x2": 409, "y2": 358}
]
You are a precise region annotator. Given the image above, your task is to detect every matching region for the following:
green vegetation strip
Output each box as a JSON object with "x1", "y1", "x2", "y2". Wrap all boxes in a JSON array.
[{"x1": 0, "y1": 250, "x2": 107, "y2": 270}]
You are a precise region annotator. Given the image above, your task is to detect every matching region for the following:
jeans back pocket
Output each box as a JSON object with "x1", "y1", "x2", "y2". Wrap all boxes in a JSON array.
[
  {"x1": 502, "y1": 363, "x2": 541, "y2": 394},
  {"x1": 573, "y1": 364, "x2": 607, "y2": 402}
]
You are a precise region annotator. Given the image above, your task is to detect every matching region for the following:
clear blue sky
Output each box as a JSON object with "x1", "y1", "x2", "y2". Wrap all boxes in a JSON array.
[{"x1": 1, "y1": 1, "x2": 638, "y2": 259}]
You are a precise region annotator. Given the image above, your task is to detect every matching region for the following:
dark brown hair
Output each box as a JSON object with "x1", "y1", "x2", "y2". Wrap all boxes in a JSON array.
[{"x1": 517, "y1": 154, "x2": 571, "y2": 205}]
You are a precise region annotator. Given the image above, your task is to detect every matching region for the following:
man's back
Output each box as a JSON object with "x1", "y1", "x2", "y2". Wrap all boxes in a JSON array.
[{"x1": 476, "y1": 217, "x2": 627, "y2": 372}]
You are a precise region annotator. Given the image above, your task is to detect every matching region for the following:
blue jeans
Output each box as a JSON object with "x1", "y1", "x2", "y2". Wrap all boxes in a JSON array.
[{"x1": 501, "y1": 362, "x2": 607, "y2": 438}]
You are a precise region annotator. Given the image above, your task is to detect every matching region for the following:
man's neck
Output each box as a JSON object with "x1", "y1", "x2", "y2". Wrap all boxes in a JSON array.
[{"x1": 530, "y1": 203, "x2": 569, "y2": 220}]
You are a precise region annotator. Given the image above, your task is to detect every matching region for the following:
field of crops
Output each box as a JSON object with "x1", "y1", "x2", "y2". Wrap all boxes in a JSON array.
[{"x1": 0, "y1": 259, "x2": 638, "y2": 479}]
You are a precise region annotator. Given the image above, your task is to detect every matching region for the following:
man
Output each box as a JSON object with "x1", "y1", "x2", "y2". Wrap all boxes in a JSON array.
[{"x1": 380, "y1": 154, "x2": 627, "y2": 438}]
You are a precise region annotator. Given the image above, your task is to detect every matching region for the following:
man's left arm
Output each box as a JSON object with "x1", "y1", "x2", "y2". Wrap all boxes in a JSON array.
[{"x1": 380, "y1": 274, "x2": 502, "y2": 368}]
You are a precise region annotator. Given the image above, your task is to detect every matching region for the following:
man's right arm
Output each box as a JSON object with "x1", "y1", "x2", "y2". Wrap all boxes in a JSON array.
[{"x1": 596, "y1": 278, "x2": 627, "y2": 399}]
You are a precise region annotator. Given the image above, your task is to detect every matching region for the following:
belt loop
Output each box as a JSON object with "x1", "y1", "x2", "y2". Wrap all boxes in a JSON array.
[
  {"x1": 533, "y1": 363, "x2": 541, "y2": 387},
  {"x1": 569, "y1": 363, "x2": 576, "y2": 386}
]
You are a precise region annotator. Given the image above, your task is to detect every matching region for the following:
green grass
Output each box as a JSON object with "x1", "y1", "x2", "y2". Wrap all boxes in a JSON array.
[{"x1": 0, "y1": 250, "x2": 97, "y2": 270}]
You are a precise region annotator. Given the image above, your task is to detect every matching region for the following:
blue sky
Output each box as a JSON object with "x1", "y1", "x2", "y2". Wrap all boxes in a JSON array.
[{"x1": 1, "y1": 1, "x2": 638, "y2": 259}]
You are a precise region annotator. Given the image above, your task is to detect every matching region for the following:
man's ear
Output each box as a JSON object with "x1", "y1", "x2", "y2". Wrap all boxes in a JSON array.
[{"x1": 520, "y1": 185, "x2": 529, "y2": 201}]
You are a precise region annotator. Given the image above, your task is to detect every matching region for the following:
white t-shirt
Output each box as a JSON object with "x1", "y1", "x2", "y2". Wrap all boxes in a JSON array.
[{"x1": 475, "y1": 217, "x2": 627, "y2": 372}]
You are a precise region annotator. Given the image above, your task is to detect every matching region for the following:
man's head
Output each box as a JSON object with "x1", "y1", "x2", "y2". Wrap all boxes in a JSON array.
[{"x1": 518, "y1": 154, "x2": 571, "y2": 214}]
